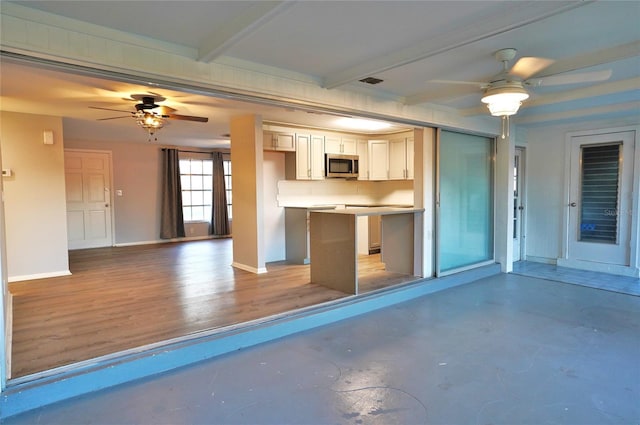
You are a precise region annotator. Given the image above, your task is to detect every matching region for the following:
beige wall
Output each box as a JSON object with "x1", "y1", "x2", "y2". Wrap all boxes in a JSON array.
[
  {"x1": 0, "y1": 111, "x2": 69, "y2": 281},
  {"x1": 230, "y1": 115, "x2": 266, "y2": 273},
  {"x1": 64, "y1": 138, "x2": 163, "y2": 245}
]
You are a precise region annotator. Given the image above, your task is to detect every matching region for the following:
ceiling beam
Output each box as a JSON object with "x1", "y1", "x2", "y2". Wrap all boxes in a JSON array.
[
  {"x1": 197, "y1": 1, "x2": 293, "y2": 63},
  {"x1": 404, "y1": 84, "x2": 480, "y2": 106},
  {"x1": 514, "y1": 101, "x2": 640, "y2": 125},
  {"x1": 321, "y1": 2, "x2": 592, "y2": 90},
  {"x1": 460, "y1": 77, "x2": 640, "y2": 116}
]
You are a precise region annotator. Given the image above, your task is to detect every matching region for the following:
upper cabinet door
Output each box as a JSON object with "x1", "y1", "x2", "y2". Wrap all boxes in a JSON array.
[
  {"x1": 341, "y1": 138, "x2": 358, "y2": 155},
  {"x1": 388, "y1": 138, "x2": 407, "y2": 180},
  {"x1": 388, "y1": 136, "x2": 414, "y2": 180},
  {"x1": 264, "y1": 131, "x2": 295, "y2": 151},
  {"x1": 324, "y1": 137, "x2": 342, "y2": 154},
  {"x1": 406, "y1": 137, "x2": 414, "y2": 180},
  {"x1": 368, "y1": 140, "x2": 389, "y2": 181},
  {"x1": 357, "y1": 140, "x2": 369, "y2": 180},
  {"x1": 276, "y1": 133, "x2": 296, "y2": 151},
  {"x1": 325, "y1": 137, "x2": 357, "y2": 155},
  {"x1": 295, "y1": 134, "x2": 325, "y2": 180},
  {"x1": 296, "y1": 134, "x2": 311, "y2": 179},
  {"x1": 310, "y1": 135, "x2": 325, "y2": 180}
]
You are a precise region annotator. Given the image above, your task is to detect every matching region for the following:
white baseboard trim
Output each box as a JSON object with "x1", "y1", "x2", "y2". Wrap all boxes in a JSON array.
[
  {"x1": 231, "y1": 262, "x2": 268, "y2": 274},
  {"x1": 556, "y1": 258, "x2": 640, "y2": 278},
  {"x1": 524, "y1": 256, "x2": 557, "y2": 265},
  {"x1": 8, "y1": 270, "x2": 72, "y2": 283}
]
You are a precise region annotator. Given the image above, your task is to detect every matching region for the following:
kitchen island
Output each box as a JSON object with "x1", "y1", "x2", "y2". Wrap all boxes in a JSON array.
[{"x1": 309, "y1": 207, "x2": 423, "y2": 294}]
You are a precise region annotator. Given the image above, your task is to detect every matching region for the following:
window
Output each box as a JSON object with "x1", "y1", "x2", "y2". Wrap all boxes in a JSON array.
[
  {"x1": 179, "y1": 158, "x2": 213, "y2": 222},
  {"x1": 223, "y1": 159, "x2": 233, "y2": 219},
  {"x1": 579, "y1": 143, "x2": 620, "y2": 244}
]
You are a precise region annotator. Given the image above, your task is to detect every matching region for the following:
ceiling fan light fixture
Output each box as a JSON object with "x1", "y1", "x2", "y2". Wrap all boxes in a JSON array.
[
  {"x1": 135, "y1": 111, "x2": 164, "y2": 140},
  {"x1": 481, "y1": 85, "x2": 529, "y2": 117}
]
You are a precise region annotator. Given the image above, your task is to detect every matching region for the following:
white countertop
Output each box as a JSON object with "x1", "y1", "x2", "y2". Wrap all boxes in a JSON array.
[{"x1": 309, "y1": 206, "x2": 423, "y2": 216}]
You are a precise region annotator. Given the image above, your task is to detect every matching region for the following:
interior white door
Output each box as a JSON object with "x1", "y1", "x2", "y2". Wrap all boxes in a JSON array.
[
  {"x1": 513, "y1": 148, "x2": 524, "y2": 261},
  {"x1": 65, "y1": 150, "x2": 113, "y2": 250},
  {"x1": 567, "y1": 131, "x2": 634, "y2": 266}
]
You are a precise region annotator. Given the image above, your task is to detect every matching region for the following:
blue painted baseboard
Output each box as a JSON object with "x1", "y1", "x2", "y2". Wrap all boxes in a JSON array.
[{"x1": 1, "y1": 264, "x2": 500, "y2": 419}]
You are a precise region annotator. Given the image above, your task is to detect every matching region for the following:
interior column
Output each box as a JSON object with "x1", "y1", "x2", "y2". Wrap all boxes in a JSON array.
[
  {"x1": 230, "y1": 115, "x2": 267, "y2": 273},
  {"x1": 413, "y1": 127, "x2": 435, "y2": 278}
]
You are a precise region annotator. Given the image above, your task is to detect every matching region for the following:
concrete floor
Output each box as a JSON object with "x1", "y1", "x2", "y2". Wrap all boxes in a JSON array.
[{"x1": 4, "y1": 272, "x2": 639, "y2": 425}]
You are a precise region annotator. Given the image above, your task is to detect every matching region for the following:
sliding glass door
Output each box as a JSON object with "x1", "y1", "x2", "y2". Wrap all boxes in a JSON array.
[{"x1": 437, "y1": 130, "x2": 494, "y2": 275}]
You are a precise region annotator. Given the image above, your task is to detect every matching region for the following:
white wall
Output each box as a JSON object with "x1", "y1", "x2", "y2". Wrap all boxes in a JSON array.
[
  {"x1": 277, "y1": 179, "x2": 413, "y2": 207},
  {"x1": 263, "y1": 151, "x2": 286, "y2": 262},
  {"x1": 0, "y1": 111, "x2": 70, "y2": 281},
  {"x1": 522, "y1": 117, "x2": 640, "y2": 263}
]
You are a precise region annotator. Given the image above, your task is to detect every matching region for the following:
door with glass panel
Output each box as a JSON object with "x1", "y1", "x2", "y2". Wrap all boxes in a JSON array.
[
  {"x1": 513, "y1": 148, "x2": 525, "y2": 261},
  {"x1": 437, "y1": 130, "x2": 494, "y2": 275},
  {"x1": 567, "y1": 131, "x2": 634, "y2": 265}
]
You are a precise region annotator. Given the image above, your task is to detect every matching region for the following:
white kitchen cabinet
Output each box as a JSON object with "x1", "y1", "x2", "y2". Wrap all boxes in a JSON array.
[
  {"x1": 406, "y1": 137, "x2": 414, "y2": 179},
  {"x1": 324, "y1": 136, "x2": 342, "y2": 154},
  {"x1": 295, "y1": 134, "x2": 325, "y2": 180},
  {"x1": 368, "y1": 140, "x2": 389, "y2": 181},
  {"x1": 388, "y1": 136, "x2": 414, "y2": 180},
  {"x1": 340, "y1": 138, "x2": 358, "y2": 155},
  {"x1": 357, "y1": 140, "x2": 369, "y2": 180},
  {"x1": 325, "y1": 136, "x2": 358, "y2": 155},
  {"x1": 264, "y1": 131, "x2": 295, "y2": 151}
]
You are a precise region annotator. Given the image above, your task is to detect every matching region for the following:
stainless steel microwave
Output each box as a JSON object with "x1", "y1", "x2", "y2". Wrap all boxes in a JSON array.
[{"x1": 325, "y1": 153, "x2": 359, "y2": 179}]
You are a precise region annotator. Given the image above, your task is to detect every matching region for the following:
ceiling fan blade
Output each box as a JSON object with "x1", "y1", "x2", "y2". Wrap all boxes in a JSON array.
[
  {"x1": 526, "y1": 69, "x2": 612, "y2": 87},
  {"x1": 533, "y1": 40, "x2": 640, "y2": 78},
  {"x1": 166, "y1": 114, "x2": 209, "y2": 123},
  {"x1": 89, "y1": 106, "x2": 132, "y2": 113},
  {"x1": 97, "y1": 116, "x2": 132, "y2": 121},
  {"x1": 509, "y1": 57, "x2": 555, "y2": 80},
  {"x1": 154, "y1": 105, "x2": 177, "y2": 115}
]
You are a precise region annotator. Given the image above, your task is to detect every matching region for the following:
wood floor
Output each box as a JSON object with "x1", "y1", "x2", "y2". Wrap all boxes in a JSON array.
[{"x1": 8, "y1": 239, "x2": 418, "y2": 379}]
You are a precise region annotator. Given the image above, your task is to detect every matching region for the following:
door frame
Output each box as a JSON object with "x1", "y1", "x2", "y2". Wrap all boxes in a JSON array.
[
  {"x1": 64, "y1": 148, "x2": 116, "y2": 250},
  {"x1": 0, "y1": 142, "x2": 8, "y2": 388},
  {"x1": 559, "y1": 126, "x2": 640, "y2": 277},
  {"x1": 513, "y1": 146, "x2": 527, "y2": 262}
]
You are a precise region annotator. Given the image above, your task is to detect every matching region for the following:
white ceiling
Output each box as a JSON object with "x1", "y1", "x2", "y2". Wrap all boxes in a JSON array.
[{"x1": 1, "y1": 1, "x2": 639, "y2": 148}]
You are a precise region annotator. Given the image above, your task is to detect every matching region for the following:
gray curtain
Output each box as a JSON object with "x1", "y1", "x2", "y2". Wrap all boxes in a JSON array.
[
  {"x1": 210, "y1": 152, "x2": 230, "y2": 236},
  {"x1": 160, "y1": 148, "x2": 186, "y2": 239}
]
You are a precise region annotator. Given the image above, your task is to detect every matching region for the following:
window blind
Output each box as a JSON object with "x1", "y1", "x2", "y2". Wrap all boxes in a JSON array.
[{"x1": 579, "y1": 143, "x2": 620, "y2": 244}]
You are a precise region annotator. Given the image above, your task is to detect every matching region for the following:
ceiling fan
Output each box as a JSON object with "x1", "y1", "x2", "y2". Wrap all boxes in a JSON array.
[
  {"x1": 90, "y1": 94, "x2": 209, "y2": 140},
  {"x1": 429, "y1": 47, "x2": 614, "y2": 138}
]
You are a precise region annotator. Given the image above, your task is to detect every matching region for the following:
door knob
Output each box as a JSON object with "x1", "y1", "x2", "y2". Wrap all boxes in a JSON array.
[{"x1": 569, "y1": 202, "x2": 577, "y2": 207}]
